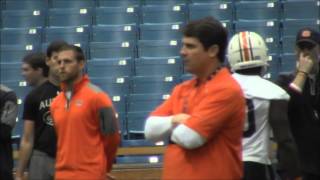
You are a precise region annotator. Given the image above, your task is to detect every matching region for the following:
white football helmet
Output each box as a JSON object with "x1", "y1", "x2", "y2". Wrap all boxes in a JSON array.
[{"x1": 227, "y1": 31, "x2": 269, "y2": 71}]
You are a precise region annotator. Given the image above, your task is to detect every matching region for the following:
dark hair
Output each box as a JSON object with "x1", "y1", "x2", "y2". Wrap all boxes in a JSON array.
[
  {"x1": 22, "y1": 52, "x2": 49, "y2": 77},
  {"x1": 183, "y1": 16, "x2": 228, "y2": 63},
  {"x1": 57, "y1": 44, "x2": 85, "y2": 62},
  {"x1": 46, "y1": 40, "x2": 68, "y2": 58}
]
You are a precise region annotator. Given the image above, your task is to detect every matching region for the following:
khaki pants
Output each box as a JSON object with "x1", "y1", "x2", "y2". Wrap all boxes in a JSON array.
[{"x1": 29, "y1": 150, "x2": 55, "y2": 180}]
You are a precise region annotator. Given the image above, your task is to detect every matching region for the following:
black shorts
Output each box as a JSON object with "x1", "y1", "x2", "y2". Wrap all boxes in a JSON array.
[{"x1": 243, "y1": 161, "x2": 275, "y2": 180}]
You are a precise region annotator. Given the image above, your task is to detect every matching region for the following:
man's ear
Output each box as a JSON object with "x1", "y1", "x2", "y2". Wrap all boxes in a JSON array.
[
  {"x1": 79, "y1": 60, "x2": 86, "y2": 70},
  {"x1": 36, "y1": 67, "x2": 44, "y2": 76},
  {"x1": 45, "y1": 57, "x2": 50, "y2": 66},
  {"x1": 208, "y1": 45, "x2": 219, "y2": 58}
]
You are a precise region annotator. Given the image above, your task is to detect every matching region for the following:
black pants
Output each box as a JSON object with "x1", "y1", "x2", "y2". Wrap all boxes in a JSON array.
[
  {"x1": 303, "y1": 173, "x2": 320, "y2": 180},
  {"x1": 0, "y1": 142, "x2": 13, "y2": 180},
  {"x1": 243, "y1": 161, "x2": 275, "y2": 180}
]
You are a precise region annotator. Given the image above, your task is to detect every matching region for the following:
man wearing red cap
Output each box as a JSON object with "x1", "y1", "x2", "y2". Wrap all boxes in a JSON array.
[{"x1": 277, "y1": 28, "x2": 320, "y2": 180}]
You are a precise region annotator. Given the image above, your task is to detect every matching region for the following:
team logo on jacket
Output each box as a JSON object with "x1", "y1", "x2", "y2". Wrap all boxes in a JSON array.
[
  {"x1": 75, "y1": 99, "x2": 83, "y2": 107},
  {"x1": 43, "y1": 111, "x2": 54, "y2": 126}
]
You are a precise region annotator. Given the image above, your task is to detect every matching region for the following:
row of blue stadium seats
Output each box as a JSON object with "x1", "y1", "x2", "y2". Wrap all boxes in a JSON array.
[
  {"x1": 1, "y1": 1, "x2": 319, "y2": 28},
  {"x1": 116, "y1": 155, "x2": 163, "y2": 164},
  {"x1": 1, "y1": 19, "x2": 319, "y2": 44},
  {"x1": 1, "y1": 0, "x2": 318, "y2": 8},
  {"x1": 1, "y1": 21, "x2": 319, "y2": 54},
  {"x1": 0, "y1": 50, "x2": 294, "y2": 79},
  {"x1": 1, "y1": 0, "x2": 319, "y2": 17},
  {"x1": 1, "y1": 66, "x2": 182, "y2": 94},
  {"x1": 0, "y1": 40, "x2": 182, "y2": 62},
  {"x1": 0, "y1": 24, "x2": 183, "y2": 44},
  {"x1": 0, "y1": 36, "x2": 311, "y2": 64},
  {"x1": 0, "y1": 0, "x2": 250, "y2": 10}
]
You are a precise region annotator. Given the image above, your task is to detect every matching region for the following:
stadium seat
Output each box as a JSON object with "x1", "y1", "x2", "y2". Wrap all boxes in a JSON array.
[
  {"x1": 91, "y1": 24, "x2": 137, "y2": 42},
  {"x1": 0, "y1": 44, "x2": 39, "y2": 63},
  {"x1": 12, "y1": 103, "x2": 26, "y2": 137},
  {"x1": 181, "y1": 73, "x2": 193, "y2": 81},
  {"x1": 48, "y1": 8, "x2": 93, "y2": 27},
  {"x1": 10, "y1": 81, "x2": 27, "y2": 136},
  {"x1": 126, "y1": 111, "x2": 150, "y2": 135},
  {"x1": 44, "y1": 26, "x2": 89, "y2": 44},
  {"x1": 266, "y1": 53, "x2": 280, "y2": 80},
  {"x1": 282, "y1": 36, "x2": 296, "y2": 54},
  {"x1": 0, "y1": 62, "x2": 24, "y2": 82},
  {"x1": 189, "y1": 2, "x2": 233, "y2": 21},
  {"x1": 143, "y1": 0, "x2": 187, "y2": 5},
  {"x1": 235, "y1": 0, "x2": 272, "y2": 2},
  {"x1": 282, "y1": 19, "x2": 320, "y2": 37},
  {"x1": 234, "y1": 20, "x2": 280, "y2": 54},
  {"x1": 280, "y1": 53, "x2": 296, "y2": 73},
  {"x1": 127, "y1": 93, "x2": 168, "y2": 112},
  {"x1": 95, "y1": 7, "x2": 140, "y2": 25},
  {"x1": 98, "y1": 0, "x2": 140, "y2": 7},
  {"x1": 121, "y1": 139, "x2": 165, "y2": 147},
  {"x1": 4, "y1": 0, "x2": 48, "y2": 10},
  {"x1": 113, "y1": 96, "x2": 127, "y2": 114},
  {"x1": 0, "y1": 27, "x2": 42, "y2": 45},
  {"x1": 89, "y1": 41, "x2": 136, "y2": 59},
  {"x1": 90, "y1": 76, "x2": 130, "y2": 97},
  {"x1": 116, "y1": 155, "x2": 163, "y2": 164},
  {"x1": 221, "y1": 20, "x2": 233, "y2": 34},
  {"x1": 135, "y1": 57, "x2": 183, "y2": 76},
  {"x1": 234, "y1": 20, "x2": 279, "y2": 38},
  {"x1": 131, "y1": 75, "x2": 178, "y2": 94},
  {"x1": 141, "y1": 5, "x2": 187, "y2": 23},
  {"x1": 139, "y1": 23, "x2": 182, "y2": 40},
  {"x1": 138, "y1": 40, "x2": 180, "y2": 58},
  {"x1": 1, "y1": 10, "x2": 46, "y2": 28},
  {"x1": 235, "y1": 1, "x2": 280, "y2": 20},
  {"x1": 87, "y1": 58, "x2": 133, "y2": 77},
  {"x1": 116, "y1": 112, "x2": 127, "y2": 136},
  {"x1": 191, "y1": 0, "x2": 232, "y2": 2},
  {"x1": 283, "y1": 0, "x2": 320, "y2": 19},
  {"x1": 0, "y1": 1, "x2": 4, "y2": 11},
  {"x1": 2, "y1": 81, "x2": 30, "y2": 102},
  {"x1": 12, "y1": 117, "x2": 24, "y2": 138},
  {"x1": 51, "y1": 0, "x2": 95, "y2": 9}
]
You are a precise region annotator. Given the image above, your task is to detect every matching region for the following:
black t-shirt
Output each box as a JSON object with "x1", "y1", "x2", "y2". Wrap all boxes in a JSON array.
[
  {"x1": 277, "y1": 73, "x2": 320, "y2": 175},
  {"x1": 23, "y1": 81, "x2": 60, "y2": 157}
]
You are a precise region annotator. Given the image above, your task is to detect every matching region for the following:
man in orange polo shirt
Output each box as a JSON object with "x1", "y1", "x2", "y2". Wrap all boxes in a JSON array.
[
  {"x1": 145, "y1": 17, "x2": 246, "y2": 180},
  {"x1": 50, "y1": 44, "x2": 120, "y2": 180}
]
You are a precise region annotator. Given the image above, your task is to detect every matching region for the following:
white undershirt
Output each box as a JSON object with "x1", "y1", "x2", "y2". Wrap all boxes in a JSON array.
[{"x1": 145, "y1": 116, "x2": 206, "y2": 149}]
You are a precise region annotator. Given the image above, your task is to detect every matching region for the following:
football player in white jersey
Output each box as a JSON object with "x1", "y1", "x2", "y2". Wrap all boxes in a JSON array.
[{"x1": 227, "y1": 31, "x2": 301, "y2": 180}]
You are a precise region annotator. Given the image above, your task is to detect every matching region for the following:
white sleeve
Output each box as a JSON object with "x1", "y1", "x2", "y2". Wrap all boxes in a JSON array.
[
  {"x1": 144, "y1": 116, "x2": 173, "y2": 142},
  {"x1": 171, "y1": 124, "x2": 206, "y2": 149}
]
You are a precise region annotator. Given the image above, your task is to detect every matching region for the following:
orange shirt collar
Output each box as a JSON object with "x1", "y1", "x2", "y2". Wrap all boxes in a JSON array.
[
  {"x1": 194, "y1": 67, "x2": 225, "y2": 87},
  {"x1": 60, "y1": 75, "x2": 89, "y2": 92}
]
